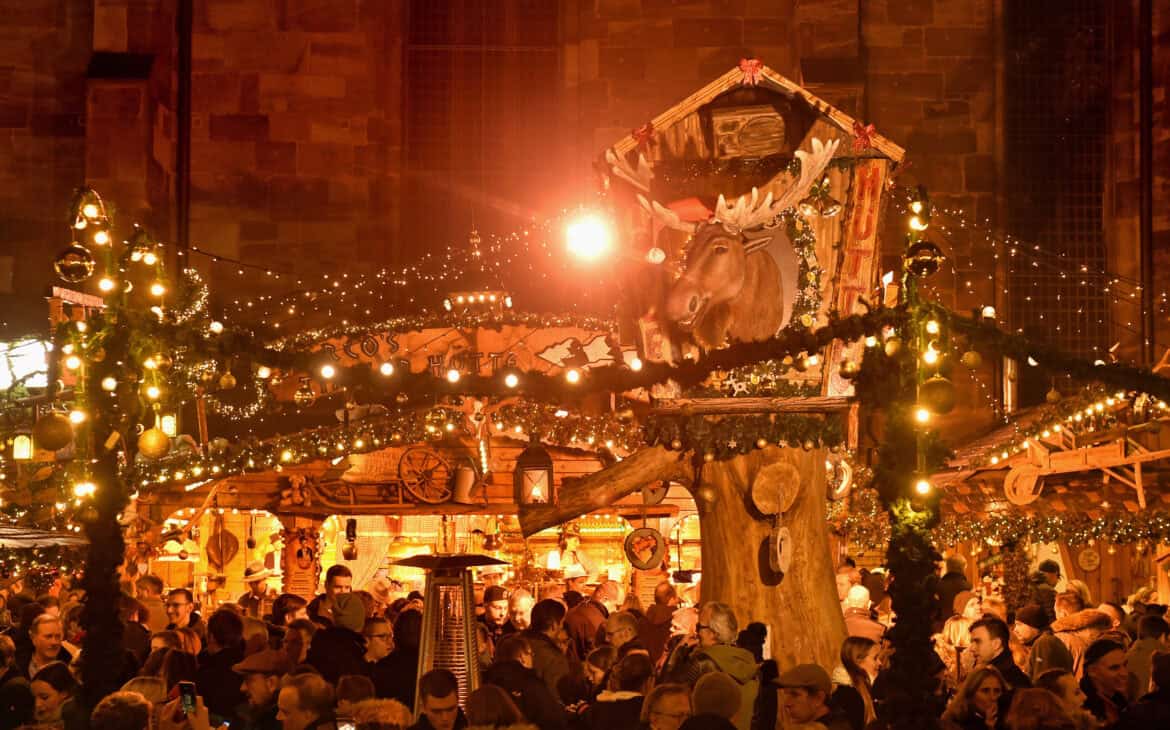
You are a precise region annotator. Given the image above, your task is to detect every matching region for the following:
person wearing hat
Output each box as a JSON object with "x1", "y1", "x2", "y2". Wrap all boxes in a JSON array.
[
  {"x1": 1080, "y1": 638, "x2": 1130, "y2": 725},
  {"x1": 234, "y1": 649, "x2": 292, "y2": 730},
  {"x1": 563, "y1": 564, "x2": 590, "y2": 595},
  {"x1": 304, "y1": 592, "x2": 368, "y2": 684},
  {"x1": 774, "y1": 663, "x2": 850, "y2": 730},
  {"x1": 479, "y1": 585, "x2": 509, "y2": 646},
  {"x1": 239, "y1": 562, "x2": 276, "y2": 620},
  {"x1": 1029, "y1": 559, "x2": 1063, "y2": 625},
  {"x1": 935, "y1": 555, "x2": 972, "y2": 627},
  {"x1": 692, "y1": 672, "x2": 740, "y2": 724}
]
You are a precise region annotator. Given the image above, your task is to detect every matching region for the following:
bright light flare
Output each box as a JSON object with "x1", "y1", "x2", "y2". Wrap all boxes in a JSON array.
[{"x1": 566, "y1": 213, "x2": 613, "y2": 262}]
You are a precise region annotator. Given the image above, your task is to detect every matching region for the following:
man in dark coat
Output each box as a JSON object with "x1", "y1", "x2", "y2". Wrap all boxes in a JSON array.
[
  {"x1": 522, "y1": 599, "x2": 571, "y2": 701},
  {"x1": 478, "y1": 585, "x2": 509, "y2": 646},
  {"x1": 373, "y1": 609, "x2": 422, "y2": 710},
  {"x1": 934, "y1": 556, "x2": 971, "y2": 625},
  {"x1": 638, "y1": 582, "x2": 678, "y2": 666},
  {"x1": 1081, "y1": 639, "x2": 1130, "y2": 727},
  {"x1": 483, "y1": 635, "x2": 566, "y2": 730},
  {"x1": 408, "y1": 669, "x2": 467, "y2": 730},
  {"x1": 196, "y1": 609, "x2": 247, "y2": 724},
  {"x1": 234, "y1": 650, "x2": 291, "y2": 730},
  {"x1": 305, "y1": 593, "x2": 367, "y2": 684},
  {"x1": 577, "y1": 653, "x2": 653, "y2": 730},
  {"x1": 970, "y1": 617, "x2": 1031, "y2": 693},
  {"x1": 565, "y1": 581, "x2": 621, "y2": 660}
]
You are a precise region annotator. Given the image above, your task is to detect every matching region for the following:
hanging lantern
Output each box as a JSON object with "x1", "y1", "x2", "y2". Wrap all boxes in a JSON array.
[
  {"x1": 903, "y1": 240, "x2": 945, "y2": 278},
  {"x1": 33, "y1": 413, "x2": 74, "y2": 451},
  {"x1": 53, "y1": 244, "x2": 96, "y2": 284},
  {"x1": 514, "y1": 442, "x2": 554, "y2": 505},
  {"x1": 137, "y1": 428, "x2": 171, "y2": 460},
  {"x1": 920, "y1": 374, "x2": 957, "y2": 415}
]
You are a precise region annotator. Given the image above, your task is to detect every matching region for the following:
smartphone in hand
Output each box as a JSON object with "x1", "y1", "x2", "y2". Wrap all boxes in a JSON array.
[{"x1": 178, "y1": 681, "x2": 198, "y2": 717}]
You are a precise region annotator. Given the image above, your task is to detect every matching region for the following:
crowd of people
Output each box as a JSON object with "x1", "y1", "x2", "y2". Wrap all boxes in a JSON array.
[{"x1": 0, "y1": 556, "x2": 1166, "y2": 730}]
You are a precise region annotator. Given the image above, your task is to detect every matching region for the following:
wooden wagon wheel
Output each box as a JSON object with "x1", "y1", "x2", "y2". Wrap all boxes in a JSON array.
[
  {"x1": 398, "y1": 446, "x2": 453, "y2": 504},
  {"x1": 1003, "y1": 466, "x2": 1042, "y2": 506}
]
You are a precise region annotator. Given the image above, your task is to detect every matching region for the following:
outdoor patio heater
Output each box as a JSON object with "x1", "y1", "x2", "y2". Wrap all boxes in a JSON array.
[{"x1": 394, "y1": 553, "x2": 509, "y2": 711}]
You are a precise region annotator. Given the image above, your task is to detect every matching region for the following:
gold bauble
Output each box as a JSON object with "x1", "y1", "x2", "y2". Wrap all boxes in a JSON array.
[
  {"x1": 137, "y1": 428, "x2": 171, "y2": 459},
  {"x1": 756, "y1": 438, "x2": 768, "y2": 449},
  {"x1": 839, "y1": 360, "x2": 860, "y2": 379},
  {"x1": 904, "y1": 240, "x2": 945, "y2": 277},
  {"x1": 920, "y1": 374, "x2": 957, "y2": 414},
  {"x1": 53, "y1": 244, "x2": 96, "y2": 283},
  {"x1": 883, "y1": 337, "x2": 903, "y2": 357},
  {"x1": 218, "y1": 372, "x2": 237, "y2": 390},
  {"x1": 670, "y1": 439, "x2": 683, "y2": 450},
  {"x1": 33, "y1": 412, "x2": 74, "y2": 451},
  {"x1": 1046, "y1": 387, "x2": 1062, "y2": 404},
  {"x1": 960, "y1": 350, "x2": 983, "y2": 370}
]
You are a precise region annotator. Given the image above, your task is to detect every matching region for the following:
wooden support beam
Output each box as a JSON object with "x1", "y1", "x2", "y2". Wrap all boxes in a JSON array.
[
  {"x1": 519, "y1": 445, "x2": 693, "y2": 537},
  {"x1": 651, "y1": 396, "x2": 852, "y2": 416}
]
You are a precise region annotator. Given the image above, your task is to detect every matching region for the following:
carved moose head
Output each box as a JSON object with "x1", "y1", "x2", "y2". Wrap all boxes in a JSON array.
[{"x1": 608, "y1": 138, "x2": 840, "y2": 347}]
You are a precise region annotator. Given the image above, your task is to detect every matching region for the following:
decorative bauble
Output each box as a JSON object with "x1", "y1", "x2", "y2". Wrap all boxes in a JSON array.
[
  {"x1": 1045, "y1": 387, "x2": 1062, "y2": 404},
  {"x1": 696, "y1": 485, "x2": 718, "y2": 505},
  {"x1": 218, "y1": 372, "x2": 237, "y2": 390},
  {"x1": 53, "y1": 244, "x2": 96, "y2": 283},
  {"x1": 839, "y1": 360, "x2": 860, "y2": 379},
  {"x1": 904, "y1": 240, "x2": 945, "y2": 277},
  {"x1": 33, "y1": 413, "x2": 74, "y2": 451},
  {"x1": 137, "y1": 428, "x2": 171, "y2": 459},
  {"x1": 756, "y1": 438, "x2": 768, "y2": 449},
  {"x1": 670, "y1": 439, "x2": 683, "y2": 450},
  {"x1": 883, "y1": 337, "x2": 903, "y2": 357},
  {"x1": 920, "y1": 375, "x2": 957, "y2": 414},
  {"x1": 703, "y1": 452, "x2": 715, "y2": 462},
  {"x1": 960, "y1": 350, "x2": 983, "y2": 370}
]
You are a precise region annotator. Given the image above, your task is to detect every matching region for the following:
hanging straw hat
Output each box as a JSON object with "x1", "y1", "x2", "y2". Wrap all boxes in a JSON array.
[{"x1": 243, "y1": 561, "x2": 272, "y2": 583}]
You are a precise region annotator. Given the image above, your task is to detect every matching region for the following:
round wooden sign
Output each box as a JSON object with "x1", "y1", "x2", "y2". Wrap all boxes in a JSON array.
[
  {"x1": 769, "y1": 524, "x2": 792, "y2": 578},
  {"x1": 751, "y1": 461, "x2": 801, "y2": 516},
  {"x1": 624, "y1": 527, "x2": 668, "y2": 571},
  {"x1": 1077, "y1": 547, "x2": 1100, "y2": 573},
  {"x1": 642, "y1": 480, "x2": 670, "y2": 506}
]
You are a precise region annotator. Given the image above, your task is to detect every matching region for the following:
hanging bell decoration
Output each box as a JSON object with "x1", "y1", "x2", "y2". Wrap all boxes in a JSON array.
[
  {"x1": 137, "y1": 427, "x2": 171, "y2": 460},
  {"x1": 33, "y1": 412, "x2": 74, "y2": 451},
  {"x1": 904, "y1": 240, "x2": 945, "y2": 278},
  {"x1": 796, "y1": 177, "x2": 843, "y2": 218},
  {"x1": 53, "y1": 244, "x2": 97, "y2": 284},
  {"x1": 920, "y1": 374, "x2": 957, "y2": 415}
]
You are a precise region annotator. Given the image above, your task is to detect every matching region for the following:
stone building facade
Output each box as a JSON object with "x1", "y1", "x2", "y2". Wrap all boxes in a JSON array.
[{"x1": 1, "y1": 0, "x2": 1166, "y2": 432}]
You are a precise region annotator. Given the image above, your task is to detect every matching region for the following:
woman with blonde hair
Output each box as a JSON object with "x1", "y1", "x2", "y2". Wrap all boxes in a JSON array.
[
  {"x1": 350, "y1": 698, "x2": 412, "y2": 730},
  {"x1": 1003, "y1": 688, "x2": 1075, "y2": 730},
  {"x1": 941, "y1": 666, "x2": 1007, "y2": 730},
  {"x1": 832, "y1": 636, "x2": 878, "y2": 729}
]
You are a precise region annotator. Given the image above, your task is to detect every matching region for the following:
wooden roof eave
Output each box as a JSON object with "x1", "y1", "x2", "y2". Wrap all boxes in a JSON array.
[{"x1": 609, "y1": 65, "x2": 905, "y2": 163}]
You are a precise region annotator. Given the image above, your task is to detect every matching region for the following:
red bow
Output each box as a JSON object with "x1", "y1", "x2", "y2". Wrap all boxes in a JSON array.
[
  {"x1": 739, "y1": 58, "x2": 763, "y2": 86},
  {"x1": 852, "y1": 121, "x2": 877, "y2": 153},
  {"x1": 632, "y1": 122, "x2": 656, "y2": 150}
]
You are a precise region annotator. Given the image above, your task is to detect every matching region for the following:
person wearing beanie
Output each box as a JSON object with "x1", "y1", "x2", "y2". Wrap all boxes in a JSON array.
[
  {"x1": 692, "y1": 672, "x2": 740, "y2": 722},
  {"x1": 936, "y1": 555, "x2": 972, "y2": 626},
  {"x1": 1080, "y1": 639, "x2": 1130, "y2": 726},
  {"x1": 479, "y1": 585, "x2": 509, "y2": 646},
  {"x1": 305, "y1": 592, "x2": 368, "y2": 684}
]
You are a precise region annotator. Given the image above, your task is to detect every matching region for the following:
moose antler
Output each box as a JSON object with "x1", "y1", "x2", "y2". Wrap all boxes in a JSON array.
[
  {"x1": 712, "y1": 137, "x2": 842, "y2": 232},
  {"x1": 605, "y1": 148, "x2": 653, "y2": 193},
  {"x1": 637, "y1": 194, "x2": 697, "y2": 234}
]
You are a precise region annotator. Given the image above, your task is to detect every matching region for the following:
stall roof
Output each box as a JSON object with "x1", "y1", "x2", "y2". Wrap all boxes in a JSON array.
[{"x1": 0, "y1": 526, "x2": 87, "y2": 548}]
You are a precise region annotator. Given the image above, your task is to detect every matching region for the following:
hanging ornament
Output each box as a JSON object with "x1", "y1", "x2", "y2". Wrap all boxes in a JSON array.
[
  {"x1": 33, "y1": 413, "x2": 74, "y2": 451},
  {"x1": 920, "y1": 375, "x2": 957, "y2": 414},
  {"x1": 1046, "y1": 387, "x2": 1062, "y2": 404},
  {"x1": 218, "y1": 372, "x2": 237, "y2": 390},
  {"x1": 670, "y1": 439, "x2": 683, "y2": 450},
  {"x1": 883, "y1": 336, "x2": 903, "y2": 357},
  {"x1": 838, "y1": 360, "x2": 860, "y2": 379},
  {"x1": 53, "y1": 244, "x2": 96, "y2": 283},
  {"x1": 797, "y1": 177, "x2": 843, "y2": 219},
  {"x1": 960, "y1": 350, "x2": 983, "y2": 370},
  {"x1": 904, "y1": 240, "x2": 945, "y2": 277},
  {"x1": 137, "y1": 428, "x2": 171, "y2": 460}
]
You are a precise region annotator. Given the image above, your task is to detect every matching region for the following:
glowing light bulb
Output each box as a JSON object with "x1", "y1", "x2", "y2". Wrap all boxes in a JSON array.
[
  {"x1": 145, "y1": 385, "x2": 161, "y2": 400},
  {"x1": 922, "y1": 347, "x2": 939, "y2": 365},
  {"x1": 68, "y1": 410, "x2": 86, "y2": 424},
  {"x1": 566, "y1": 213, "x2": 612, "y2": 261},
  {"x1": 320, "y1": 364, "x2": 336, "y2": 379},
  {"x1": 209, "y1": 320, "x2": 224, "y2": 334},
  {"x1": 914, "y1": 406, "x2": 931, "y2": 424},
  {"x1": 379, "y1": 362, "x2": 394, "y2": 376},
  {"x1": 257, "y1": 366, "x2": 272, "y2": 379},
  {"x1": 925, "y1": 320, "x2": 940, "y2": 334},
  {"x1": 64, "y1": 355, "x2": 82, "y2": 370},
  {"x1": 93, "y1": 230, "x2": 110, "y2": 245},
  {"x1": 646, "y1": 247, "x2": 666, "y2": 264},
  {"x1": 280, "y1": 450, "x2": 293, "y2": 462},
  {"x1": 504, "y1": 373, "x2": 519, "y2": 388},
  {"x1": 565, "y1": 369, "x2": 581, "y2": 384},
  {"x1": 149, "y1": 281, "x2": 166, "y2": 297},
  {"x1": 98, "y1": 277, "x2": 116, "y2": 292},
  {"x1": 446, "y1": 368, "x2": 461, "y2": 383},
  {"x1": 81, "y1": 203, "x2": 100, "y2": 219},
  {"x1": 914, "y1": 478, "x2": 932, "y2": 495},
  {"x1": 100, "y1": 376, "x2": 117, "y2": 392},
  {"x1": 142, "y1": 251, "x2": 158, "y2": 265},
  {"x1": 73, "y1": 481, "x2": 96, "y2": 498},
  {"x1": 865, "y1": 336, "x2": 878, "y2": 348},
  {"x1": 629, "y1": 357, "x2": 643, "y2": 372}
]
